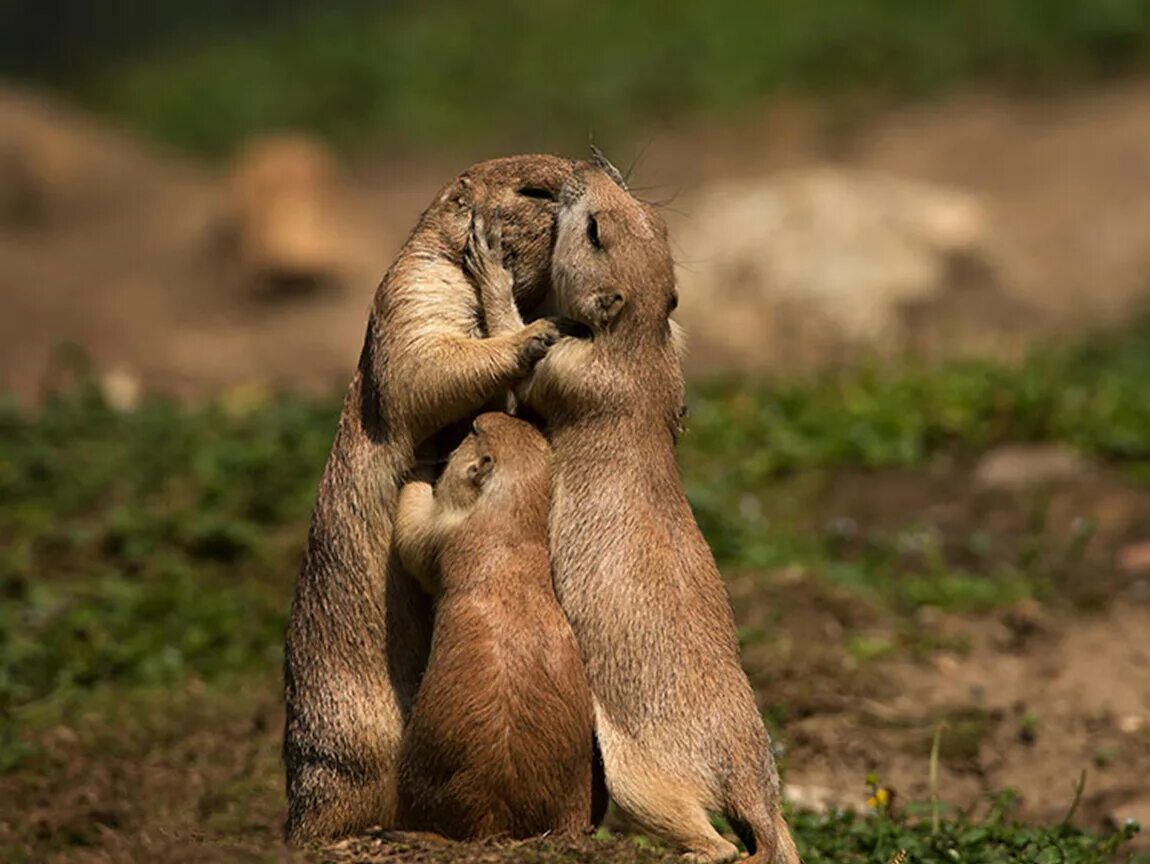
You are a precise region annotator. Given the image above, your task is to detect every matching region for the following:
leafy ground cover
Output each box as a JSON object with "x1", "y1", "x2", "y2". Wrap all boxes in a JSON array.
[{"x1": 2, "y1": 323, "x2": 1149, "y2": 861}]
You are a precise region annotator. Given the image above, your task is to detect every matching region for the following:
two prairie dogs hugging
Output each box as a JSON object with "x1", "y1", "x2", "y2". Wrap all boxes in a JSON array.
[{"x1": 282, "y1": 153, "x2": 800, "y2": 863}]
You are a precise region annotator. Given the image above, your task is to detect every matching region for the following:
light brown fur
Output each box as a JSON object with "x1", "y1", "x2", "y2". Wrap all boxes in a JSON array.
[
  {"x1": 392, "y1": 412, "x2": 596, "y2": 840},
  {"x1": 519, "y1": 166, "x2": 802, "y2": 863},
  {"x1": 282, "y1": 155, "x2": 583, "y2": 844}
]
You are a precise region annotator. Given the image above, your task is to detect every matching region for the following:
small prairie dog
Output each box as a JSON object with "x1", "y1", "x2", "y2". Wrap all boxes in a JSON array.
[
  {"x1": 518, "y1": 161, "x2": 801, "y2": 863},
  {"x1": 392, "y1": 412, "x2": 596, "y2": 840}
]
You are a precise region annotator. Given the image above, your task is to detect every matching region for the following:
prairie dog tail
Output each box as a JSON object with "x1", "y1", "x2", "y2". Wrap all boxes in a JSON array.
[{"x1": 730, "y1": 807, "x2": 802, "y2": 864}]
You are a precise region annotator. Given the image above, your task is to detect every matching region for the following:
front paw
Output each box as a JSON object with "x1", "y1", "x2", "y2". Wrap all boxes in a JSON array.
[
  {"x1": 464, "y1": 209, "x2": 512, "y2": 290},
  {"x1": 396, "y1": 480, "x2": 434, "y2": 524},
  {"x1": 516, "y1": 319, "x2": 561, "y2": 370}
]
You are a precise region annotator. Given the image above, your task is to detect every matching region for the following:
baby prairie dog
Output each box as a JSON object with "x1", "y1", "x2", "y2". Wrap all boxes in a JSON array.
[
  {"x1": 515, "y1": 163, "x2": 802, "y2": 863},
  {"x1": 392, "y1": 412, "x2": 596, "y2": 840}
]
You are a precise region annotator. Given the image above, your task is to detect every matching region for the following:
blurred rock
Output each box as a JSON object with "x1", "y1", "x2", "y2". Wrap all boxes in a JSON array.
[
  {"x1": 672, "y1": 168, "x2": 1037, "y2": 373},
  {"x1": 783, "y1": 783, "x2": 863, "y2": 815},
  {"x1": 998, "y1": 598, "x2": 1049, "y2": 651},
  {"x1": 1117, "y1": 541, "x2": 1150, "y2": 575},
  {"x1": 974, "y1": 444, "x2": 1090, "y2": 492},
  {"x1": 220, "y1": 133, "x2": 353, "y2": 298},
  {"x1": 1117, "y1": 714, "x2": 1145, "y2": 734},
  {"x1": 99, "y1": 367, "x2": 142, "y2": 412},
  {"x1": 0, "y1": 86, "x2": 156, "y2": 228}
]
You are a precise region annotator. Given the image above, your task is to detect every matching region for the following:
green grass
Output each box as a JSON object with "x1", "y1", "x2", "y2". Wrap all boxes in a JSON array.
[
  {"x1": 3, "y1": 323, "x2": 1150, "y2": 726},
  {"x1": 684, "y1": 320, "x2": 1150, "y2": 611},
  {"x1": 77, "y1": 0, "x2": 1150, "y2": 156},
  {"x1": 790, "y1": 797, "x2": 1142, "y2": 863},
  {"x1": 3, "y1": 324, "x2": 1150, "y2": 861},
  {"x1": 0, "y1": 319, "x2": 1148, "y2": 773}
]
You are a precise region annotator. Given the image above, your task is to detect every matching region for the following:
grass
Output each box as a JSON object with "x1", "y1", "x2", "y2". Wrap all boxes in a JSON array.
[
  {"x1": 69, "y1": 0, "x2": 1150, "y2": 156},
  {"x1": 2, "y1": 324, "x2": 1150, "y2": 860},
  {"x1": 4, "y1": 322, "x2": 1150, "y2": 724},
  {"x1": 788, "y1": 798, "x2": 1141, "y2": 864}
]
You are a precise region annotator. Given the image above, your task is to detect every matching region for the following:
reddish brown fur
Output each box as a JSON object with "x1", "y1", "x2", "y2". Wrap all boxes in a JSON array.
[
  {"x1": 522, "y1": 166, "x2": 802, "y2": 863},
  {"x1": 282, "y1": 156, "x2": 582, "y2": 844},
  {"x1": 392, "y1": 413, "x2": 595, "y2": 840}
]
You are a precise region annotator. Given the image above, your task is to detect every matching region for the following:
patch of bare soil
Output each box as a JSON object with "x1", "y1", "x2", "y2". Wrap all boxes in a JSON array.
[
  {"x1": 726, "y1": 459, "x2": 1150, "y2": 844},
  {"x1": 4, "y1": 82, "x2": 1150, "y2": 399},
  {"x1": 4, "y1": 594, "x2": 1145, "y2": 862}
]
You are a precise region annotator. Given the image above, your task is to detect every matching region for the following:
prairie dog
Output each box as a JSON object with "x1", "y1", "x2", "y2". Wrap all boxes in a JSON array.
[
  {"x1": 283, "y1": 155, "x2": 581, "y2": 843},
  {"x1": 392, "y1": 412, "x2": 596, "y2": 839},
  {"x1": 520, "y1": 165, "x2": 801, "y2": 863}
]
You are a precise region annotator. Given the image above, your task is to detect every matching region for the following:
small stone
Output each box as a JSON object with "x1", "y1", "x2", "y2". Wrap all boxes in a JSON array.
[
  {"x1": 99, "y1": 367, "x2": 141, "y2": 412},
  {"x1": 974, "y1": 444, "x2": 1089, "y2": 492},
  {"x1": 783, "y1": 784, "x2": 863, "y2": 814},
  {"x1": 1117, "y1": 541, "x2": 1150, "y2": 574},
  {"x1": 933, "y1": 653, "x2": 961, "y2": 674},
  {"x1": 998, "y1": 597, "x2": 1048, "y2": 650},
  {"x1": 1117, "y1": 714, "x2": 1144, "y2": 734}
]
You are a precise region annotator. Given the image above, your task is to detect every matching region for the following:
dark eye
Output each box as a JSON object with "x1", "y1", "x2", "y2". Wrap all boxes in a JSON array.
[
  {"x1": 517, "y1": 186, "x2": 556, "y2": 201},
  {"x1": 669, "y1": 292, "x2": 679, "y2": 313},
  {"x1": 586, "y1": 214, "x2": 602, "y2": 249}
]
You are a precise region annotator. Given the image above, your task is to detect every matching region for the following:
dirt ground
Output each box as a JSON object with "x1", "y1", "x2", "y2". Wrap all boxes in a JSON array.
[
  {"x1": 2, "y1": 463, "x2": 1147, "y2": 862},
  {"x1": 2, "y1": 84, "x2": 1150, "y2": 860}
]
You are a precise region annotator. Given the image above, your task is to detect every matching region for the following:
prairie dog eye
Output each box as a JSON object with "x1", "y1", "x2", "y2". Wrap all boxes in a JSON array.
[{"x1": 586, "y1": 213, "x2": 602, "y2": 250}]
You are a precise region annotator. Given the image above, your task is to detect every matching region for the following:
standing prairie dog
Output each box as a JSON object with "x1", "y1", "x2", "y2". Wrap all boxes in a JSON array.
[
  {"x1": 392, "y1": 411, "x2": 596, "y2": 839},
  {"x1": 283, "y1": 155, "x2": 583, "y2": 844},
  {"x1": 503, "y1": 164, "x2": 801, "y2": 863}
]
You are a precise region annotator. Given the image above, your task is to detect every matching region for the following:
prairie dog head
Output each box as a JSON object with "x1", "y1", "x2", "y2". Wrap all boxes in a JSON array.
[
  {"x1": 551, "y1": 165, "x2": 680, "y2": 349},
  {"x1": 395, "y1": 412, "x2": 551, "y2": 594},
  {"x1": 437, "y1": 411, "x2": 551, "y2": 511},
  {"x1": 439, "y1": 155, "x2": 579, "y2": 312}
]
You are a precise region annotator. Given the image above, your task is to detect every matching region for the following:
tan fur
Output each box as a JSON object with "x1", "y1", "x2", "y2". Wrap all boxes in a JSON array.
[
  {"x1": 392, "y1": 412, "x2": 596, "y2": 840},
  {"x1": 521, "y1": 167, "x2": 802, "y2": 864},
  {"x1": 282, "y1": 155, "x2": 583, "y2": 844}
]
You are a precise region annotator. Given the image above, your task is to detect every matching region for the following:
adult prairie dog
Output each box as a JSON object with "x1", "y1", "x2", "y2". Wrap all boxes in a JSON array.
[
  {"x1": 393, "y1": 412, "x2": 596, "y2": 840},
  {"x1": 283, "y1": 155, "x2": 581, "y2": 843},
  {"x1": 520, "y1": 163, "x2": 801, "y2": 863}
]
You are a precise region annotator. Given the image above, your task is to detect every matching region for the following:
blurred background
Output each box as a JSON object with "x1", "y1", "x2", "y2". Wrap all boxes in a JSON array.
[{"x1": 1, "y1": 2, "x2": 1149, "y2": 862}]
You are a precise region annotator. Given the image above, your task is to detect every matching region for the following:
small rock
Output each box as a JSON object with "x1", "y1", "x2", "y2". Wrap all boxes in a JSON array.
[
  {"x1": 221, "y1": 133, "x2": 351, "y2": 297},
  {"x1": 1118, "y1": 714, "x2": 1144, "y2": 734},
  {"x1": 933, "y1": 653, "x2": 961, "y2": 675},
  {"x1": 998, "y1": 597, "x2": 1048, "y2": 649},
  {"x1": 1117, "y1": 541, "x2": 1150, "y2": 574},
  {"x1": 783, "y1": 784, "x2": 863, "y2": 815},
  {"x1": 100, "y1": 367, "x2": 141, "y2": 412},
  {"x1": 672, "y1": 167, "x2": 1032, "y2": 374},
  {"x1": 974, "y1": 444, "x2": 1090, "y2": 492}
]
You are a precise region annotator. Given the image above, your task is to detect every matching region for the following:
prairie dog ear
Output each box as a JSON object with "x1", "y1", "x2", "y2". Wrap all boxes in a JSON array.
[
  {"x1": 590, "y1": 145, "x2": 628, "y2": 192},
  {"x1": 466, "y1": 452, "x2": 495, "y2": 487},
  {"x1": 595, "y1": 289, "x2": 627, "y2": 327}
]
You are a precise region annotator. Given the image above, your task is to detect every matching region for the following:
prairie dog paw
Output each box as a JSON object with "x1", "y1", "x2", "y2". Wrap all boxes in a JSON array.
[
  {"x1": 464, "y1": 209, "x2": 512, "y2": 292},
  {"x1": 516, "y1": 318, "x2": 561, "y2": 369}
]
